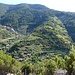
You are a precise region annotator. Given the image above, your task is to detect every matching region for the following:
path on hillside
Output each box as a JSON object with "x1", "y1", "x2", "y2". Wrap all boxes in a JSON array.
[{"x1": 0, "y1": 35, "x2": 19, "y2": 42}]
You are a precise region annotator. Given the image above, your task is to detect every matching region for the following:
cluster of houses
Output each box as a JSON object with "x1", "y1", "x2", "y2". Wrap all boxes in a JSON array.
[{"x1": 2, "y1": 26, "x2": 15, "y2": 32}]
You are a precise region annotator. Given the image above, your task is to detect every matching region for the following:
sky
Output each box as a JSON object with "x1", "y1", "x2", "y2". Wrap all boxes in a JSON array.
[{"x1": 0, "y1": 0, "x2": 75, "y2": 12}]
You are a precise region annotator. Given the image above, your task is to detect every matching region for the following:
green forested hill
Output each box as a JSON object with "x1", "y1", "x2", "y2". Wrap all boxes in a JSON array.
[
  {"x1": 0, "y1": 3, "x2": 75, "y2": 62},
  {"x1": 0, "y1": 3, "x2": 51, "y2": 34},
  {"x1": 54, "y1": 11, "x2": 75, "y2": 42},
  {"x1": 0, "y1": 3, "x2": 9, "y2": 17},
  {"x1": 8, "y1": 16, "x2": 72, "y2": 61},
  {"x1": 1, "y1": 3, "x2": 75, "y2": 75},
  {"x1": 0, "y1": 3, "x2": 75, "y2": 42}
]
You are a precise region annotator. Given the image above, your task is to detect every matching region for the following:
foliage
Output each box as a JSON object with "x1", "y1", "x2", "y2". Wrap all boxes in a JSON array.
[
  {"x1": 54, "y1": 56, "x2": 65, "y2": 69},
  {"x1": 0, "y1": 50, "x2": 21, "y2": 75},
  {"x1": 55, "y1": 11, "x2": 75, "y2": 42},
  {"x1": 44, "y1": 59, "x2": 57, "y2": 75},
  {"x1": 0, "y1": 3, "x2": 75, "y2": 75},
  {"x1": 7, "y1": 16, "x2": 72, "y2": 62},
  {"x1": 64, "y1": 51, "x2": 75, "y2": 75}
]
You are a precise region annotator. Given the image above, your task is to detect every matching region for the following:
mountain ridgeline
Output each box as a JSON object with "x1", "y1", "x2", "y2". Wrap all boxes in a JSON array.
[{"x1": 0, "y1": 3, "x2": 75, "y2": 61}]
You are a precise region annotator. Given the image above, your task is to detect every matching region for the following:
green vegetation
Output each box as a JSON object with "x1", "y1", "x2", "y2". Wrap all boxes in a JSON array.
[
  {"x1": 0, "y1": 4, "x2": 50, "y2": 34},
  {"x1": 0, "y1": 3, "x2": 75, "y2": 62},
  {"x1": 1, "y1": 50, "x2": 75, "y2": 75},
  {"x1": 0, "y1": 25, "x2": 16, "y2": 40},
  {"x1": 0, "y1": 50, "x2": 21, "y2": 75},
  {"x1": 55, "y1": 11, "x2": 75, "y2": 42},
  {"x1": 0, "y1": 3, "x2": 75, "y2": 75},
  {"x1": 6, "y1": 16, "x2": 72, "y2": 62}
]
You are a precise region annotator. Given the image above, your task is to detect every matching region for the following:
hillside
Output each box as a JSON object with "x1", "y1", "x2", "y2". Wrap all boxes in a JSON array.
[
  {"x1": 0, "y1": 25, "x2": 16, "y2": 40},
  {"x1": 1, "y1": 3, "x2": 75, "y2": 75},
  {"x1": 0, "y1": 25, "x2": 20, "y2": 52},
  {"x1": 0, "y1": 3, "x2": 75, "y2": 62},
  {"x1": 54, "y1": 11, "x2": 75, "y2": 42},
  {"x1": 0, "y1": 3, "x2": 9, "y2": 17},
  {"x1": 0, "y1": 3, "x2": 51, "y2": 34},
  {"x1": 8, "y1": 16, "x2": 72, "y2": 61},
  {"x1": 0, "y1": 3, "x2": 75, "y2": 42}
]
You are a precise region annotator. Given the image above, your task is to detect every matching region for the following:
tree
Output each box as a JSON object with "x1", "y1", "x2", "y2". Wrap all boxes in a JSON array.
[
  {"x1": 0, "y1": 50, "x2": 21, "y2": 75},
  {"x1": 65, "y1": 51, "x2": 75, "y2": 75},
  {"x1": 21, "y1": 63, "x2": 31, "y2": 75},
  {"x1": 54, "y1": 55, "x2": 65, "y2": 69},
  {"x1": 44, "y1": 59, "x2": 57, "y2": 75}
]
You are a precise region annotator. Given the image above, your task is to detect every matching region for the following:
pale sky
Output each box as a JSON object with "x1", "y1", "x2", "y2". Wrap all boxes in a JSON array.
[{"x1": 0, "y1": 0, "x2": 75, "y2": 12}]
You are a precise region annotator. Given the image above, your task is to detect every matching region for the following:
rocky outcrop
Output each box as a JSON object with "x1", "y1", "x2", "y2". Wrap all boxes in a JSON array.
[{"x1": 54, "y1": 69, "x2": 67, "y2": 75}]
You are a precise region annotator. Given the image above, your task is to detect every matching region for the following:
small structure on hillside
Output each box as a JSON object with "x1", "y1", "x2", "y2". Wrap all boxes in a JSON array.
[
  {"x1": 2, "y1": 26, "x2": 15, "y2": 32},
  {"x1": 54, "y1": 69, "x2": 67, "y2": 75}
]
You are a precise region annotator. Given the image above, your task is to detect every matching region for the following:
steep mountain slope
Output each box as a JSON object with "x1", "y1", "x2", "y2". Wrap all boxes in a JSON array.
[
  {"x1": 0, "y1": 3, "x2": 75, "y2": 62},
  {"x1": 8, "y1": 16, "x2": 72, "y2": 61},
  {"x1": 0, "y1": 3, "x2": 51, "y2": 34},
  {"x1": 1, "y1": 3, "x2": 75, "y2": 43},
  {"x1": 0, "y1": 3, "x2": 9, "y2": 17},
  {"x1": 54, "y1": 11, "x2": 75, "y2": 42}
]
